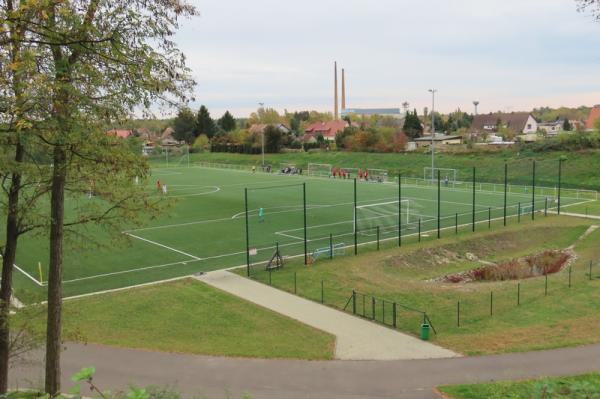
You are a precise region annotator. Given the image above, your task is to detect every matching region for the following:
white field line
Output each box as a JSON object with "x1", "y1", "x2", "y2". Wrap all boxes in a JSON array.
[
  {"x1": 0, "y1": 254, "x2": 43, "y2": 287},
  {"x1": 125, "y1": 233, "x2": 201, "y2": 261}
]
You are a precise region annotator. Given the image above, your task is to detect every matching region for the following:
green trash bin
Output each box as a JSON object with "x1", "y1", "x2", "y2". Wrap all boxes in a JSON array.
[{"x1": 420, "y1": 323, "x2": 430, "y2": 341}]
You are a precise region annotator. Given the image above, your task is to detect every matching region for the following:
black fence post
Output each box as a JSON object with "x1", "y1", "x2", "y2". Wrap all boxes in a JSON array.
[
  {"x1": 517, "y1": 283, "x2": 521, "y2": 306},
  {"x1": 352, "y1": 290, "x2": 356, "y2": 314},
  {"x1": 329, "y1": 233, "x2": 333, "y2": 259},
  {"x1": 354, "y1": 179, "x2": 358, "y2": 255},
  {"x1": 457, "y1": 301, "x2": 461, "y2": 327},
  {"x1": 372, "y1": 297, "x2": 376, "y2": 320},
  {"x1": 269, "y1": 269, "x2": 272, "y2": 286},
  {"x1": 569, "y1": 266, "x2": 572, "y2": 288},
  {"x1": 383, "y1": 301, "x2": 386, "y2": 325},
  {"x1": 488, "y1": 207, "x2": 491, "y2": 229},
  {"x1": 303, "y1": 183, "x2": 308, "y2": 265},
  {"x1": 362, "y1": 294, "x2": 366, "y2": 316},
  {"x1": 558, "y1": 159, "x2": 563, "y2": 215},
  {"x1": 437, "y1": 170, "x2": 441, "y2": 239},
  {"x1": 455, "y1": 213, "x2": 458, "y2": 235},
  {"x1": 472, "y1": 167, "x2": 476, "y2": 232},
  {"x1": 490, "y1": 291, "x2": 493, "y2": 316},
  {"x1": 393, "y1": 302, "x2": 397, "y2": 328},
  {"x1": 504, "y1": 163, "x2": 508, "y2": 226},
  {"x1": 294, "y1": 272, "x2": 297, "y2": 294},
  {"x1": 545, "y1": 273, "x2": 548, "y2": 296},
  {"x1": 590, "y1": 260, "x2": 593, "y2": 281},
  {"x1": 398, "y1": 173, "x2": 402, "y2": 247},
  {"x1": 518, "y1": 202, "x2": 521, "y2": 223},
  {"x1": 418, "y1": 218, "x2": 421, "y2": 242},
  {"x1": 377, "y1": 226, "x2": 380, "y2": 250},
  {"x1": 245, "y1": 188, "x2": 250, "y2": 277},
  {"x1": 531, "y1": 160, "x2": 536, "y2": 221}
]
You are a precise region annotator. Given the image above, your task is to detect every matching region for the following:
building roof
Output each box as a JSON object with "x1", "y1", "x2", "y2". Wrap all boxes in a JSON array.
[
  {"x1": 248, "y1": 123, "x2": 290, "y2": 134},
  {"x1": 585, "y1": 105, "x2": 600, "y2": 130},
  {"x1": 341, "y1": 108, "x2": 401, "y2": 116},
  {"x1": 304, "y1": 120, "x2": 349, "y2": 138},
  {"x1": 470, "y1": 112, "x2": 533, "y2": 132},
  {"x1": 414, "y1": 135, "x2": 462, "y2": 142},
  {"x1": 106, "y1": 129, "x2": 133, "y2": 139},
  {"x1": 161, "y1": 127, "x2": 175, "y2": 140}
]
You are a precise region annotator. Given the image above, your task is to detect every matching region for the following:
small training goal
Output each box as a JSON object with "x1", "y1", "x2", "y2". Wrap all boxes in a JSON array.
[
  {"x1": 424, "y1": 167, "x2": 458, "y2": 186},
  {"x1": 307, "y1": 163, "x2": 332, "y2": 177}
]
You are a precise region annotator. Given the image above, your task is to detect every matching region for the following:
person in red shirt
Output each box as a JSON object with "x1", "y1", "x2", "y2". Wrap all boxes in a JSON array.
[{"x1": 157, "y1": 180, "x2": 162, "y2": 192}]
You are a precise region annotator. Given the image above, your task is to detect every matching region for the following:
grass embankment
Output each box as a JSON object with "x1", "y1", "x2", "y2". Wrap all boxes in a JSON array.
[
  {"x1": 185, "y1": 149, "x2": 600, "y2": 189},
  {"x1": 563, "y1": 199, "x2": 600, "y2": 217},
  {"x1": 438, "y1": 373, "x2": 600, "y2": 398},
  {"x1": 237, "y1": 216, "x2": 600, "y2": 355},
  {"x1": 18, "y1": 279, "x2": 335, "y2": 360}
]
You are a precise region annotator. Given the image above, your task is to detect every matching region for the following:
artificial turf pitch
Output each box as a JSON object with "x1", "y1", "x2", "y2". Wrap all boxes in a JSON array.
[{"x1": 6, "y1": 165, "x2": 593, "y2": 301}]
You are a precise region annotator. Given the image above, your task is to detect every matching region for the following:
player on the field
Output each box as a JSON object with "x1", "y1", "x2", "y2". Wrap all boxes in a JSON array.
[{"x1": 258, "y1": 207, "x2": 265, "y2": 222}]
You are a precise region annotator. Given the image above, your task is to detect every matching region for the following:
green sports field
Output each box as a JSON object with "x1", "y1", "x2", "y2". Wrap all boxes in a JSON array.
[{"x1": 6, "y1": 164, "x2": 596, "y2": 302}]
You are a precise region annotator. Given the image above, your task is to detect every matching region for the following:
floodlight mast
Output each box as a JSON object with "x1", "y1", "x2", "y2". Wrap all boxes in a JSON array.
[
  {"x1": 428, "y1": 89, "x2": 437, "y2": 182},
  {"x1": 258, "y1": 102, "x2": 265, "y2": 168}
]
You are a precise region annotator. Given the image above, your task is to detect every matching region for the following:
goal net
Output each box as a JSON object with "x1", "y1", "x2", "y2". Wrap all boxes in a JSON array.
[
  {"x1": 337, "y1": 167, "x2": 359, "y2": 179},
  {"x1": 354, "y1": 200, "x2": 411, "y2": 235},
  {"x1": 367, "y1": 168, "x2": 389, "y2": 182},
  {"x1": 424, "y1": 167, "x2": 457, "y2": 185},
  {"x1": 307, "y1": 163, "x2": 332, "y2": 177}
]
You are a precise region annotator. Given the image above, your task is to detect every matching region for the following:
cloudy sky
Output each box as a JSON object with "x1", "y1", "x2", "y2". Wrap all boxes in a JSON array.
[{"x1": 175, "y1": 0, "x2": 600, "y2": 118}]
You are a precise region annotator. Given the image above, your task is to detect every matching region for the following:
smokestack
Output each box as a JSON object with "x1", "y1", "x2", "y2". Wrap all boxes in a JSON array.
[
  {"x1": 334, "y1": 62, "x2": 339, "y2": 120},
  {"x1": 341, "y1": 68, "x2": 346, "y2": 111}
]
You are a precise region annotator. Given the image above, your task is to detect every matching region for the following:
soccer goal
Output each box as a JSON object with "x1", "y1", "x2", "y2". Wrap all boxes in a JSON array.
[
  {"x1": 354, "y1": 200, "x2": 411, "y2": 235},
  {"x1": 424, "y1": 167, "x2": 458, "y2": 185},
  {"x1": 338, "y1": 167, "x2": 359, "y2": 179},
  {"x1": 307, "y1": 163, "x2": 332, "y2": 177},
  {"x1": 367, "y1": 168, "x2": 389, "y2": 182}
]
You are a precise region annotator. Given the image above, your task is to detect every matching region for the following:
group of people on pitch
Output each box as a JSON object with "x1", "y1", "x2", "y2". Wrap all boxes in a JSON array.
[{"x1": 331, "y1": 167, "x2": 384, "y2": 183}]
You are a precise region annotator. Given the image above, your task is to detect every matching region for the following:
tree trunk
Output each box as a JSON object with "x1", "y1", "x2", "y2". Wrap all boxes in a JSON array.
[
  {"x1": 45, "y1": 145, "x2": 66, "y2": 396},
  {"x1": 0, "y1": 142, "x2": 24, "y2": 393}
]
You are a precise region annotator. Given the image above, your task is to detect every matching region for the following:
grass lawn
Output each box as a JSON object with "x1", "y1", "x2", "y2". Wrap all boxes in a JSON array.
[
  {"x1": 237, "y1": 216, "x2": 600, "y2": 355},
  {"x1": 188, "y1": 149, "x2": 600, "y2": 190},
  {"x1": 438, "y1": 373, "x2": 600, "y2": 398},
  {"x1": 18, "y1": 279, "x2": 335, "y2": 360},
  {"x1": 563, "y1": 199, "x2": 600, "y2": 216}
]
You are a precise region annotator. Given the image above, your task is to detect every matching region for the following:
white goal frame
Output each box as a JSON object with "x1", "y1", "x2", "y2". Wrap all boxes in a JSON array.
[
  {"x1": 424, "y1": 167, "x2": 457, "y2": 184},
  {"x1": 307, "y1": 163, "x2": 333, "y2": 177},
  {"x1": 354, "y1": 199, "x2": 410, "y2": 233},
  {"x1": 366, "y1": 168, "x2": 389, "y2": 181}
]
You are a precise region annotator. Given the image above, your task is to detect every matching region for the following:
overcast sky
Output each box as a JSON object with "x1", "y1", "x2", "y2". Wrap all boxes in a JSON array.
[{"x1": 175, "y1": 0, "x2": 600, "y2": 118}]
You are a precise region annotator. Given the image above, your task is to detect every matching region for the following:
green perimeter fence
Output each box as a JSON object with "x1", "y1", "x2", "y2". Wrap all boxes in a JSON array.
[{"x1": 251, "y1": 257, "x2": 599, "y2": 337}]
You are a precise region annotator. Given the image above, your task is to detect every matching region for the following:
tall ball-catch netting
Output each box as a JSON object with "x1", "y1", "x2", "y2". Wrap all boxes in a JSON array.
[{"x1": 355, "y1": 200, "x2": 412, "y2": 236}]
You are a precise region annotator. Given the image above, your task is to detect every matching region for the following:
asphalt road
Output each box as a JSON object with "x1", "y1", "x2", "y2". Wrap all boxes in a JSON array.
[{"x1": 11, "y1": 343, "x2": 600, "y2": 399}]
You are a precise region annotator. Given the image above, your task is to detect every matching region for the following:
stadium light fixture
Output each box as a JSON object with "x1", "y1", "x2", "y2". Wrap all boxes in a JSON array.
[{"x1": 428, "y1": 89, "x2": 437, "y2": 181}]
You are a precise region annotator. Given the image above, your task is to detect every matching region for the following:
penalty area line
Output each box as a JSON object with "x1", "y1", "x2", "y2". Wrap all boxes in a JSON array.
[
  {"x1": 0, "y1": 254, "x2": 43, "y2": 287},
  {"x1": 125, "y1": 233, "x2": 202, "y2": 261}
]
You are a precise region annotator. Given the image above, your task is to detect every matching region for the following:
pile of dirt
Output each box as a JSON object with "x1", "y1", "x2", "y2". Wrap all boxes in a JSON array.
[{"x1": 438, "y1": 250, "x2": 574, "y2": 283}]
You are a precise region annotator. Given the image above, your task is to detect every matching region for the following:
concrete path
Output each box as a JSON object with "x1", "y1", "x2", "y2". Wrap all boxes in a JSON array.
[
  {"x1": 11, "y1": 343, "x2": 600, "y2": 399},
  {"x1": 196, "y1": 270, "x2": 457, "y2": 360},
  {"x1": 553, "y1": 211, "x2": 600, "y2": 220}
]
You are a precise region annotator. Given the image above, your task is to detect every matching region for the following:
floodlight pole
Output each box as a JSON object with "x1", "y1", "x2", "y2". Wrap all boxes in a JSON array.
[
  {"x1": 429, "y1": 89, "x2": 437, "y2": 182},
  {"x1": 244, "y1": 188, "x2": 250, "y2": 276}
]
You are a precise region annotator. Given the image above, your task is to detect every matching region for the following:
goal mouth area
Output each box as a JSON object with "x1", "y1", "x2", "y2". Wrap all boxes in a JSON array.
[{"x1": 354, "y1": 199, "x2": 412, "y2": 233}]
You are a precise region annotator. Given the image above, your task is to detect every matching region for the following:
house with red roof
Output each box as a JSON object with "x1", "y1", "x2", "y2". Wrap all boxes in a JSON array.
[
  {"x1": 106, "y1": 129, "x2": 133, "y2": 139},
  {"x1": 585, "y1": 105, "x2": 600, "y2": 131},
  {"x1": 304, "y1": 120, "x2": 350, "y2": 142}
]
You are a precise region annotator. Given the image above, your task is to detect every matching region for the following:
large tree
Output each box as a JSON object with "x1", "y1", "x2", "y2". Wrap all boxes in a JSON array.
[
  {"x1": 195, "y1": 105, "x2": 216, "y2": 138},
  {"x1": 173, "y1": 107, "x2": 196, "y2": 143},
  {"x1": 218, "y1": 110, "x2": 236, "y2": 132},
  {"x1": 403, "y1": 110, "x2": 423, "y2": 139},
  {"x1": 2, "y1": 0, "x2": 197, "y2": 395}
]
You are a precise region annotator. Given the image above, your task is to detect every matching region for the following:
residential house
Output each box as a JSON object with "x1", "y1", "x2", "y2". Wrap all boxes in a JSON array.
[
  {"x1": 248, "y1": 123, "x2": 291, "y2": 135},
  {"x1": 160, "y1": 127, "x2": 180, "y2": 147},
  {"x1": 413, "y1": 134, "x2": 462, "y2": 148},
  {"x1": 106, "y1": 129, "x2": 133, "y2": 139},
  {"x1": 585, "y1": 105, "x2": 600, "y2": 131},
  {"x1": 538, "y1": 120, "x2": 564, "y2": 136},
  {"x1": 469, "y1": 112, "x2": 538, "y2": 140},
  {"x1": 304, "y1": 120, "x2": 349, "y2": 142}
]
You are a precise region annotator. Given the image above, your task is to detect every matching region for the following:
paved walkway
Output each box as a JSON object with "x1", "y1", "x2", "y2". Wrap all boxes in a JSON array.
[
  {"x1": 558, "y1": 211, "x2": 600, "y2": 220},
  {"x1": 196, "y1": 270, "x2": 457, "y2": 360},
  {"x1": 11, "y1": 343, "x2": 600, "y2": 399}
]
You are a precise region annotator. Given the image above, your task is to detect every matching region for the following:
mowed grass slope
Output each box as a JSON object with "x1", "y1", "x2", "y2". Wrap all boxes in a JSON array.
[
  {"x1": 239, "y1": 216, "x2": 600, "y2": 355},
  {"x1": 438, "y1": 373, "x2": 600, "y2": 399},
  {"x1": 19, "y1": 279, "x2": 335, "y2": 360}
]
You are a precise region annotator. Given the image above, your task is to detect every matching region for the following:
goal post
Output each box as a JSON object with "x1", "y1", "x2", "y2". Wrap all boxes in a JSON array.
[
  {"x1": 366, "y1": 168, "x2": 389, "y2": 182},
  {"x1": 307, "y1": 163, "x2": 332, "y2": 177},
  {"x1": 424, "y1": 167, "x2": 458, "y2": 185},
  {"x1": 354, "y1": 200, "x2": 411, "y2": 234}
]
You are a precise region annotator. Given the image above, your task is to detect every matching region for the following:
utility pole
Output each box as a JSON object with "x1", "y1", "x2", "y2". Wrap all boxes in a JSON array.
[
  {"x1": 258, "y1": 102, "x2": 265, "y2": 168},
  {"x1": 428, "y1": 89, "x2": 437, "y2": 181}
]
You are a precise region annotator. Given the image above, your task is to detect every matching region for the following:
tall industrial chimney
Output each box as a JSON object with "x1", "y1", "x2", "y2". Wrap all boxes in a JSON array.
[
  {"x1": 341, "y1": 68, "x2": 346, "y2": 111},
  {"x1": 334, "y1": 62, "x2": 339, "y2": 120}
]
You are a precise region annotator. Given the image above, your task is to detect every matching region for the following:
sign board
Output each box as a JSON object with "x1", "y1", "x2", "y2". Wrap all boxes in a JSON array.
[{"x1": 249, "y1": 248, "x2": 258, "y2": 256}]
